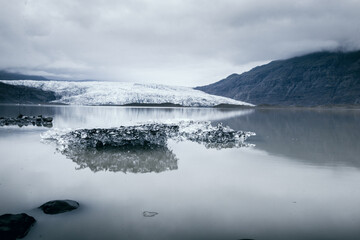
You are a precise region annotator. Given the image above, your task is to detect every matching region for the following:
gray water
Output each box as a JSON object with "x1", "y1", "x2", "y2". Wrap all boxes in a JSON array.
[{"x1": 1, "y1": 105, "x2": 360, "y2": 240}]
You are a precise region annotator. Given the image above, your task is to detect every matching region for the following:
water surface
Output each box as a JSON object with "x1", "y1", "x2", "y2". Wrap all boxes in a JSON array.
[{"x1": 0, "y1": 105, "x2": 360, "y2": 240}]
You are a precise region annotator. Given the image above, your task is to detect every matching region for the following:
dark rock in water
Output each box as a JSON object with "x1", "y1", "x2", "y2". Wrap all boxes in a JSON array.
[
  {"x1": 0, "y1": 115, "x2": 53, "y2": 128},
  {"x1": 39, "y1": 200, "x2": 79, "y2": 215},
  {"x1": 95, "y1": 140, "x2": 104, "y2": 149},
  {"x1": 43, "y1": 117, "x2": 53, "y2": 122},
  {"x1": 0, "y1": 213, "x2": 36, "y2": 240},
  {"x1": 143, "y1": 211, "x2": 158, "y2": 217}
]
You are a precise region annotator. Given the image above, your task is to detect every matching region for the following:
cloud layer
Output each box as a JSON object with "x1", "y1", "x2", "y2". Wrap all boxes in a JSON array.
[{"x1": 1, "y1": 0, "x2": 359, "y2": 86}]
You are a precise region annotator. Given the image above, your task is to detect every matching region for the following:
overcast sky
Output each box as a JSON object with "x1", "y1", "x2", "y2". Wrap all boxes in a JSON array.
[{"x1": 0, "y1": 0, "x2": 359, "y2": 86}]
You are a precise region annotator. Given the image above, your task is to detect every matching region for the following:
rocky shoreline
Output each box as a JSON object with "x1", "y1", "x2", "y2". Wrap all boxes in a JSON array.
[{"x1": 0, "y1": 114, "x2": 53, "y2": 127}]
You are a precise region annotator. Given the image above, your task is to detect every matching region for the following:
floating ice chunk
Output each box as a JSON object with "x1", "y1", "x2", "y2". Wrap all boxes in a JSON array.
[
  {"x1": 41, "y1": 121, "x2": 254, "y2": 150},
  {"x1": 41, "y1": 121, "x2": 255, "y2": 173}
]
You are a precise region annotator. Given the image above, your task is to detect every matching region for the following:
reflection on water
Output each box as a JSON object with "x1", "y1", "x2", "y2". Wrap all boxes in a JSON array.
[
  {"x1": 0, "y1": 104, "x2": 253, "y2": 128},
  {"x1": 66, "y1": 145, "x2": 178, "y2": 173},
  {"x1": 218, "y1": 108, "x2": 360, "y2": 168},
  {"x1": 1, "y1": 105, "x2": 360, "y2": 240}
]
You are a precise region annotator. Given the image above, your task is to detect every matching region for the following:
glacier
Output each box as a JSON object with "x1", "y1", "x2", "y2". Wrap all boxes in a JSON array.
[{"x1": 0, "y1": 80, "x2": 253, "y2": 107}]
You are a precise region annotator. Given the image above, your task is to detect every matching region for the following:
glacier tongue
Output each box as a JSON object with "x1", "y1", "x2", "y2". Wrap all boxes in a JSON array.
[{"x1": 0, "y1": 80, "x2": 253, "y2": 107}]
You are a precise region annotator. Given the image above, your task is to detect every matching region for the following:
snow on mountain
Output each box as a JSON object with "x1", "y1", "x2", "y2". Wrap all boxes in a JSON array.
[{"x1": 1, "y1": 80, "x2": 253, "y2": 107}]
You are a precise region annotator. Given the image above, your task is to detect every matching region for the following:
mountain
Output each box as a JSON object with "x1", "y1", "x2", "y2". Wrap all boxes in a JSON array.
[
  {"x1": 196, "y1": 51, "x2": 360, "y2": 106},
  {"x1": 0, "y1": 70, "x2": 48, "y2": 80},
  {"x1": 0, "y1": 82, "x2": 57, "y2": 104},
  {"x1": 0, "y1": 80, "x2": 253, "y2": 107}
]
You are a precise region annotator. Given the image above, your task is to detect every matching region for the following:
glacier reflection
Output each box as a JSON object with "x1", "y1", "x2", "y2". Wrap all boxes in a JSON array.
[{"x1": 64, "y1": 145, "x2": 178, "y2": 173}]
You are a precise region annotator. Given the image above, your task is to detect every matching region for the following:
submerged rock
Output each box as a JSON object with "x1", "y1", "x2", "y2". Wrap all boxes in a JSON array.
[
  {"x1": 0, "y1": 213, "x2": 36, "y2": 239},
  {"x1": 0, "y1": 115, "x2": 53, "y2": 128},
  {"x1": 39, "y1": 200, "x2": 79, "y2": 215},
  {"x1": 143, "y1": 211, "x2": 158, "y2": 217}
]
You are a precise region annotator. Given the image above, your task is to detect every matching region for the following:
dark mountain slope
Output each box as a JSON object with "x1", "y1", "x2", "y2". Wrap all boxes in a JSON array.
[
  {"x1": 0, "y1": 70, "x2": 48, "y2": 80},
  {"x1": 196, "y1": 51, "x2": 360, "y2": 106},
  {"x1": 0, "y1": 82, "x2": 57, "y2": 104},
  {"x1": 0, "y1": 70, "x2": 55, "y2": 104}
]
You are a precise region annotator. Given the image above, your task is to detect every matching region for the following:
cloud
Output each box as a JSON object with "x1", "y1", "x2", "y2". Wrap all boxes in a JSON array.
[{"x1": 0, "y1": 0, "x2": 359, "y2": 86}]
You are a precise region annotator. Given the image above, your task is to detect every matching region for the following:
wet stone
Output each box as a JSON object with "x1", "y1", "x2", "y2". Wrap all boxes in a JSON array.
[
  {"x1": 43, "y1": 117, "x2": 53, "y2": 122},
  {"x1": 0, "y1": 213, "x2": 36, "y2": 240},
  {"x1": 0, "y1": 115, "x2": 53, "y2": 128},
  {"x1": 143, "y1": 211, "x2": 158, "y2": 217},
  {"x1": 39, "y1": 200, "x2": 79, "y2": 215}
]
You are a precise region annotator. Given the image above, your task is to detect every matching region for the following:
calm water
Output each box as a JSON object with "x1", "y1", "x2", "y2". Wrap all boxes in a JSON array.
[{"x1": 1, "y1": 105, "x2": 360, "y2": 240}]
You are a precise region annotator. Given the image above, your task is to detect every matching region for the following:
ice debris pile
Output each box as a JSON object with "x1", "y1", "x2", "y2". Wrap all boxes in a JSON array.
[
  {"x1": 42, "y1": 121, "x2": 255, "y2": 150},
  {"x1": 176, "y1": 121, "x2": 255, "y2": 149},
  {"x1": 41, "y1": 121, "x2": 254, "y2": 173}
]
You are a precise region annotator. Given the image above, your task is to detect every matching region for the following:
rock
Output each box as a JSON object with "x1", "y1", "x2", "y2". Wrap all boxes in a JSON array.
[
  {"x1": 39, "y1": 200, "x2": 79, "y2": 215},
  {"x1": 42, "y1": 117, "x2": 53, "y2": 122},
  {"x1": 95, "y1": 140, "x2": 103, "y2": 148},
  {"x1": 143, "y1": 211, "x2": 158, "y2": 217},
  {"x1": 0, "y1": 213, "x2": 36, "y2": 240},
  {"x1": 0, "y1": 115, "x2": 54, "y2": 128}
]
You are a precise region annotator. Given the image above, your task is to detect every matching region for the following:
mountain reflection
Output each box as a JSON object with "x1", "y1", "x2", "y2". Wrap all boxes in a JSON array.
[
  {"x1": 62, "y1": 145, "x2": 178, "y2": 173},
  {"x1": 217, "y1": 109, "x2": 360, "y2": 168}
]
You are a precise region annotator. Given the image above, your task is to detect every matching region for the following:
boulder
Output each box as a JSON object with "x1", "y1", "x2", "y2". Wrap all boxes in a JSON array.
[
  {"x1": 0, "y1": 213, "x2": 36, "y2": 240},
  {"x1": 39, "y1": 200, "x2": 79, "y2": 215}
]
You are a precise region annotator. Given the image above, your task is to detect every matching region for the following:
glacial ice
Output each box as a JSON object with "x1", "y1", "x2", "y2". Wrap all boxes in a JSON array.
[
  {"x1": 1, "y1": 80, "x2": 253, "y2": 107},
  {"x1": 41, "y1": 121, "x2": 255, "y2": 173},
  {"x1": 42, "y1": 121, "x2": 255, "y2": 150}
]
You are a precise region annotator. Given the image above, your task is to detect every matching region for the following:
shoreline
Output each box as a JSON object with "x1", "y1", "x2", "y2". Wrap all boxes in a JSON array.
[{"x1": 0, "y1": 102, "x2": 359, "y2": 110}]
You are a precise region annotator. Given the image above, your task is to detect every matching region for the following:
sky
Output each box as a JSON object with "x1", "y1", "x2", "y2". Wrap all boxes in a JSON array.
[{"x1": 0, "y1": 0, "x2": 359, "y2": 87}]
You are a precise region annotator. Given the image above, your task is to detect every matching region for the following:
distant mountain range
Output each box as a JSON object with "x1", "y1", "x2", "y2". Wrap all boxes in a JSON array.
[
  {"x1": 0, "y1": 70, "x2": 48, "y2": 81},
  {"x1": 196, "y1": 51, "x2": 360, "y2": 106}
]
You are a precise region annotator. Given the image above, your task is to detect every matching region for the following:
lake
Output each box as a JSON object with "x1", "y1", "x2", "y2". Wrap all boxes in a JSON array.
[{"x1": 1, "y1": 105, "x2": 360, "y2": 240}]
